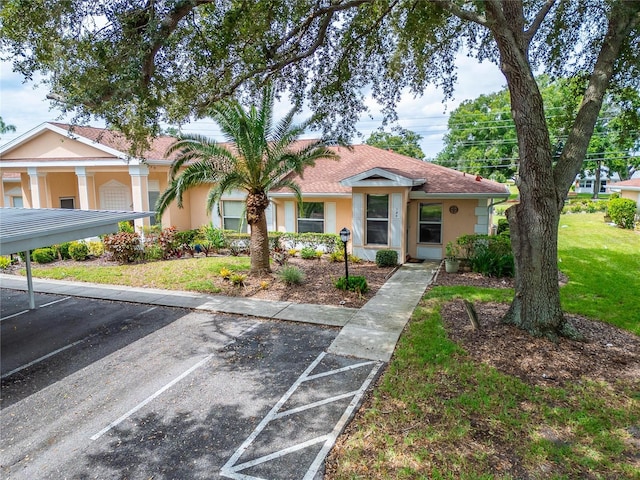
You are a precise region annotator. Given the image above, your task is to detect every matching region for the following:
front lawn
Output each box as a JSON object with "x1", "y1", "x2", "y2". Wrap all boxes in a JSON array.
[{"x1": 327, "y1": 213, "x2": 640, "y2": 479}]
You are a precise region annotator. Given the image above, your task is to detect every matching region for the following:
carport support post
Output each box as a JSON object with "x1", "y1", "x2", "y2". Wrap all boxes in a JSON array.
[{"x1": 25, "y1": 250, "x2": 35, "y2": 309}]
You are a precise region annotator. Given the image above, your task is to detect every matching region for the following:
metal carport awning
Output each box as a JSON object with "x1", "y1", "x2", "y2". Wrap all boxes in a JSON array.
[{"x1": 0, "y1": 208, "x2": 153, "y2": 309}]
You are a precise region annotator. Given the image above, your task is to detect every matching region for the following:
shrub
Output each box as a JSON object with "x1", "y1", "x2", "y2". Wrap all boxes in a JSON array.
[
  {"x1": 0, "y1": 256, "x2": 12, "y2": 269},
  {"x1": 118, "y1": 221, "x2": 134, "y2": 233},
  {"x1": 103, "y1": 232, "x2": 142, "y2": 263},
  {"x1": 607, "y1": 197, "x2": 637, "y2": 229},
  {"x1": 260, "y1": 280, "x2": 269, "y2": 290},
  {"x1": 87, "y1": 241, "x2": 105, "y2": 257},
  {"x1": 144, "y1": 244, "x2": 163, "y2": 261},
  {"x1": 56, "y1": 242, "x2": 72, "y2": 260},
  {"x1": 497, "y1": 218, "x2": 510, "y2": 235},
  {"x1": 159, "y1": 226, "x2": 181, "y2": 258},
  {"x1": 348, "y1": 254, "x2": 362, "y2": 264},
  {"x1": 32, "y1": 247, "x2": 57, "y2": 264},
  {"x1": 585, "y1": 201, "x2": 598, "y2": 213},
  {"x1": 457, "y1": 234, "x2": 514, "y2": 277},
  {"x1": 68, "y1": 241, "x2": 89, "y2": 261},
  {"x1": 328, "y1": 251, "x2": 344, "y2": 263},
  {"x1": 278, "y1": 265, "x2": 305, "y2": 285},
  {"x1": 174, "y1": 229, "x2": 200, "y2": 246},
  {"x1": 570, "y1": 203, "x2": 583, "y2": 213},
  {"x1": 300, "y1": 246, "x2": 319, "y2": 259},
  {"x1": 219, "y1": 267, "x2": 232, "y2": 279},
  {"x1": 199, "y1": 224, "x2": 228, "y2": 251},
  {"x1": 375, "y1": 249, "x2": 398, "y2": 267},
  {"x1": 288, "y1": 249, "x2": 298, "y2": 256},
  {"x1": 334, "y1": 275, "x2": 369, "y2": 293},
  {"x1": 230, "y1": 273, "x2": 246, "y2": 286}
]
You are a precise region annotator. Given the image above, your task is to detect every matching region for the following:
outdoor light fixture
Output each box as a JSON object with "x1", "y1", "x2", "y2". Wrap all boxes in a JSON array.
[{"x1": 339, "y1": 227, "x2": 351, "y2": 282}]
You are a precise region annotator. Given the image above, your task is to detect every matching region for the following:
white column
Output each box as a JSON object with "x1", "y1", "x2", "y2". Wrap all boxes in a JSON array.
[
  {"x1": 27, "y1": 167, "x2": 50, "y2": 208},
  {"x1": 75, "y1": 166, "x2": 96, "y2": 210},
  {"x1": 129, "y1": 164, "x2": 150, "y2": 229}
]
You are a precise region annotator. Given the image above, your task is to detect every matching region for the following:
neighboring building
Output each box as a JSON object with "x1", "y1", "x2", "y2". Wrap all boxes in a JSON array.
[
  {"x1": 608, "y1": 178, "x2": 640, "y2": 212},
  {"x1": 0, "y1": 122, "x2": 509, "y2": 262}
]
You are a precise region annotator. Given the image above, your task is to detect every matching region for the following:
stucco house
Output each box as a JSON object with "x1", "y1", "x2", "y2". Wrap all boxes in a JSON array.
[
  {"x1": 608, "y1": 178, "x2": 640, "y2": 212},
  {"x1": 1, "y1": 122, "x2": 509, "y2": 262}
]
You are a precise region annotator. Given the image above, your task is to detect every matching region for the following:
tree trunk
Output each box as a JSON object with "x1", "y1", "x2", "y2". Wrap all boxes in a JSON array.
[
  {"x1": 488, "y1": 2, "x2": 567, "y2": 339},
  {"x1": 246, "y1": 191, "x2": 271, "y2": 274},
  {"x1": 593, "y1": 160, "x2": 602, "y2": 199}
]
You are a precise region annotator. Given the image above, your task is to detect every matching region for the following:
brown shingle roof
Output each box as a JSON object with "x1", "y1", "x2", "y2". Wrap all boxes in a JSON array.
[
  {"x1": 50, "y1": 123, "x2": 178, "y2": 161},
  {"x1": 610, "y1": 178, "x2": 640, "y2": 188},
  {"x1": 281, "y1": 144, "x2": 508, "y2": 196}
]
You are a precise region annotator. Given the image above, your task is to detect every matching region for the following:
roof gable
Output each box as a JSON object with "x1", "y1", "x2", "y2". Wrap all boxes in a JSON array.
[{"x1": 340, "y1": 167, "x2": 425, "y2": 187}]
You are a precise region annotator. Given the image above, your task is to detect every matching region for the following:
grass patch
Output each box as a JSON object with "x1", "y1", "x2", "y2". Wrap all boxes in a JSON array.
[
  {"x1": 331, "y1": 290, "x2": 639, "y2": 479},
  {"x1": 558, "y1": 213, "x2": 640, "y2": 334},
  {"x1": 26, "y1": 256, "x2": 250, "y2": 293}
]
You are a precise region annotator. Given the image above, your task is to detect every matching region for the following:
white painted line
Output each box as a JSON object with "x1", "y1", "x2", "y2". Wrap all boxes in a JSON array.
[
  {"x1": 0, "y1": 309, "x2": 29, "y2": 322},
  {"x1": 0, "y1": 296, "x2": 71, "y2": 322},
  {"x1": 40, "y1": 296, "x2": 71, "y2": 307},
  {"x1": 305, "y1": 360, "x2": 375, "y2": 381},
  {"x1": 220, "y1": 352, "x2": 327, "y2": 474},
  {"x1": 1, "y1": 338, "x2": 86, "y2": 379},
  {"x1": 226, "y1": 435, "x2": 329, "y2": 474},
  {"x1": 91, "y1": 353, "x2": 214, "y2": 441},
  {"x1": 272, "y1": 390, "x2": 360, "y2": 420},
  {"x1": 303, "y1": 361, "x2": 383, "y2": 480}
]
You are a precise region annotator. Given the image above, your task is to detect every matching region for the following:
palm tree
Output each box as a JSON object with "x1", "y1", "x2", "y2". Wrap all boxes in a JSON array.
[{"x1": 156, "y1": 84, "x2": 339, "y2": 274}]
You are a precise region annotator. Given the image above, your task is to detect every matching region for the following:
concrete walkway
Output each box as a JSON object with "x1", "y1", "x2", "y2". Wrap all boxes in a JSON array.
[{"x1": 0, "y1": 262, "x2": 439, "y2": 362}]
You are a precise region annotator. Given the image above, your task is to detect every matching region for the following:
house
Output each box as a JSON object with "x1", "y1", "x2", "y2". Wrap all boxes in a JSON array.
[
  {"x1": 0, "y1": 122, "x2": 509, "y2": 261},
  {"x1": 608, "y1": 178, "x2": 640, "y2": 212}
]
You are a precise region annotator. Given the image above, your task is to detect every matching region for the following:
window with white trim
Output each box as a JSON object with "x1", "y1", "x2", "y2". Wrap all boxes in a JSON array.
[
  {"x1": 297, "y1": 202, "x2": 324, "y2": 233},
  {"x1": 60, "y1": 197, "x2": 75, "y2": 209},
  {"x1": 366, "y1": 194, "x2": 389, "y2": 245},
  {"x1": 418, "y1": 203, "x2": 442, "y2": 244},
  {"x1": 222, "y1": 200, "x2": 247, "y2": 232}
]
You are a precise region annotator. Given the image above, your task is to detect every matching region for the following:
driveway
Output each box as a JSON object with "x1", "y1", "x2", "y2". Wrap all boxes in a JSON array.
[{"x1": 0, "y1": 290, "x2": 381, "y2": 480}]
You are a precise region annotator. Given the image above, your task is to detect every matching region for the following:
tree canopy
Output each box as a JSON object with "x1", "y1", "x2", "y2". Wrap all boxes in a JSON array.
[
  {"x1": 435, "y1": 76, "x2": 640, "y2": 182},
  {"x1": 2, "y1": 0, "x2": 639, "y2": 339},
  {"x1": 365, "y1": 128, "x2": 425, "y2": 159},
  {"x1": 0, "y1": 117, "x2": 16, "y2": 138}
]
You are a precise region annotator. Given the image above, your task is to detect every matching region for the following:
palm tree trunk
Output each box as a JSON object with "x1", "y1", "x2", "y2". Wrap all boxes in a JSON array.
[{"x1": 246, "y1": 192, "x2": 271, "y2": 274}]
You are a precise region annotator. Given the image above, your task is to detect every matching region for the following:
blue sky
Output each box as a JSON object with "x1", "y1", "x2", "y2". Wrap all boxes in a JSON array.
[{"x1": 0, "y1": 55, "x2": 506, "y2": 158}]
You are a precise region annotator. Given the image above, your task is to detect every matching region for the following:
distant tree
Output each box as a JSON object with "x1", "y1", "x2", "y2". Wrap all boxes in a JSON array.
[
  {"x1": 156, "y1": 84, "x2": 338, "y2": 274},
  {"x1": 365, "y1": 128, "x2": 425, "y2": 159},
  {"x1": 436, "y1": 77, "x2": 640, "y2": 188},
  {"x1": 0, "y1": 117, "x2": 16, "y2": 138}
]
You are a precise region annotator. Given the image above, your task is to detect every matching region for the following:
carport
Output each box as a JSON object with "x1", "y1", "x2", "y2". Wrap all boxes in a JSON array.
[{"x1": 0, "y1": 208, "x2": 152, "y2": 309}]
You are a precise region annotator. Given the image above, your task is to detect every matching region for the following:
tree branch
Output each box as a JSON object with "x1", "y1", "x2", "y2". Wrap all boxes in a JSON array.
[
  {"x1": 433, "y1": 0, "x2": 487, "y2": 26},
  {"x1": 524, "y1": 0, "x2": 556, "y2": 43}
]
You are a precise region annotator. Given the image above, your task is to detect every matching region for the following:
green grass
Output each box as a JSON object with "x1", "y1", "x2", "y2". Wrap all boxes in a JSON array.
[
  {"x1": 330, "y1": 213, "x2": 639, "y2": 479},
  {"x1": 331, "y1": 292, "x2": 639, "y2": 479},
  {"x1": 558, "y1": 213, "x2": 640, "y2": 334},
  {"x1": 27, "y1": 256, "x2": 251, "y2": 293}
]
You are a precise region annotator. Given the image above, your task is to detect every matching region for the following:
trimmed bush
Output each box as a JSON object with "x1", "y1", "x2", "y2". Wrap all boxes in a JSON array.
[
  {"x1": 607, "y1": 197, "x2": 637, "y2": 229},
  {"x1": 0, "y1": 256, "x2": 13, "y2": 269},
  {"x1": 68, "y1": 241, "x2": 89, "y2": 261},
  {"x1": 87, "y1": 241, "x2": 105, "y2": 257},
  {"x1": 456, "y1": 234, "x2": 514, "y2": 277},
  {"x1": 278, "y1": 265, "x2": 305, "y2": 285},
  {"x1": 103, "y1": 232, "x2": 141, "y2": 263},
  {"x1": 56, "y1": 242, "x2": 72, "y2": 260},
  {"x1": 375, "y1": 249, "x2": 398, "y2": 267},
  {"x1": 32, "y1": 247, "x2": 57, "y2": 264},
  {"x1": 334, "y1": 275, "x2": 369, "y2": 293},
  {"x1": 497, "y1": 218, "x2": 510, "y2": 235}
]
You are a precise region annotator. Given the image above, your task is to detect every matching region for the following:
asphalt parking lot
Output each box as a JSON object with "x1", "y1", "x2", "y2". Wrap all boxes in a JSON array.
[{"x1": 0, "y1": 290, "x2": 381, "y2": 480}]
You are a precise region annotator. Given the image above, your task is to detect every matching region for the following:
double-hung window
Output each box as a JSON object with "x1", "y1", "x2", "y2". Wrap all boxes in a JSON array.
[
  {"x1": 366, "y1": 194, "x2": 389, "y2": 245},
  {"x1": 418, "y1": 203, "x2": 442, "y2": 243},
  {"x1": 222, "y1": 200, "x2": 247, "y2": 232},
  {"x1": 298, "y1": 202, "x2": 324, "y2": 233}
]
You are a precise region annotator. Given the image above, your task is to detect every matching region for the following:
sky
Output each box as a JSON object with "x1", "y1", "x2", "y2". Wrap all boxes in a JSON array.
[{"x1": 0, "y1": 55, "x2": 507, "y2": 159}]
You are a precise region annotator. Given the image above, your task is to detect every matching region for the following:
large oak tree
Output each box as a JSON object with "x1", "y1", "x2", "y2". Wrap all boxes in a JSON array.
[{"x1": 2, "y1": 0, "x2": 639, "y2": 339}]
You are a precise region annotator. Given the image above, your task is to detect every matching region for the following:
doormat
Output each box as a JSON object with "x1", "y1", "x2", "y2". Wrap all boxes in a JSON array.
[{"x1": 406, "y1": 258, "x2": 424, "y2": 263}]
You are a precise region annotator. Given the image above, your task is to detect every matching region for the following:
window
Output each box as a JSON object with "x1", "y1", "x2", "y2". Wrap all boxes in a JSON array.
[
  {"x1": 419, "y1": 203, "x2": 442, "y2": 243},
  {"x1": 60, "y1": 197, "x2": 75, "y2": 209},
  {"x1": 148, "y1": 191, "x2": 160, "y2": 225},
  {"x1": 366, "y1": 194, "x2": 389, "y2": 245},
  {"x1": 223, "y1": 200, "x2": 247, "y2": 232},
  {"x1": 11, "y1": 196, "x2": 23, "y2": 208},
  {"x1": 298, "y1": 202, "x2": 324, "y2": 233}
]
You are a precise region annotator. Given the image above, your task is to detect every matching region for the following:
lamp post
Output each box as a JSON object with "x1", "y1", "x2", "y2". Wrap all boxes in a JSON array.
[{"x1": 339, "y1": 227, "x2": 351, "y2": 282}]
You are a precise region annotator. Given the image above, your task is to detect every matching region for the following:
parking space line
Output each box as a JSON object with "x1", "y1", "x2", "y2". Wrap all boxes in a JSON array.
[
  {"x1": 220, "y1": 352, "x2": 382, "y2": 480},
  {"x1": 91, "y1": 353, "x2": 214, "y2": 441},
  {"x1": 1, "y1": 338, "x2": 86, "y2": 379},
  {"x1": 0, "y1": 296, "x2": 71, "y2": 323}
]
